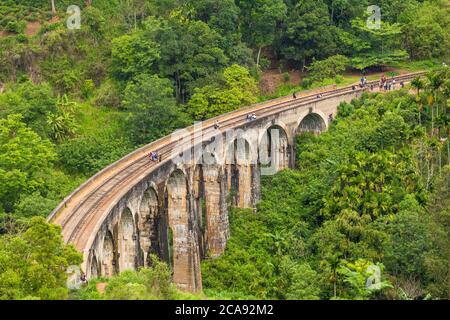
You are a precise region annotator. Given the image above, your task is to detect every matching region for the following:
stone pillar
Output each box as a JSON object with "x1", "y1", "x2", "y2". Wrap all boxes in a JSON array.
[
  {"x1": 219, "y1": 169, "x2": 230, "y2": 242},
  {"x1": 289, "y1": 144, "x2": 296, "y2": 169},
  {"x1": 167, "y1": 174, "x2": 202, "y2": 292},
  {"x1": 187, "y1": 191, "x2": 202, "y2": 292},
  {"x1": 237, "y1": 163, "x2": 252, "y2": 208},
  {"x1": 251, "y1": 163, "x2": 261, "y2": 208},
  {"x1": 101, "y1": 231, "x2": 115, "y2": 277},
  {"x1": 137, "y1": 189, "x2": 159, "y2": 267},
  {"x1": 203, "y1": 165, "x2": 228, "y2": 257},
  {"x1": 118, "y1": 209, "x2": 137, "y2": 272},
  {"x1": 193, "y1": 167, "x2": 206, "y2": 258},
  {"x1": 279, "y1": 143, "x2": 290, "y2": 171}
]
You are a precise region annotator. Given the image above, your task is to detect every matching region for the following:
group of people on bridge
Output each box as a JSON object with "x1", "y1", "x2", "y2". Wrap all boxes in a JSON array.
[
  {"x1": 378, "y1": 74, "x2": 405, "y2": 91},
  {"x1": 350, "y1": 74, "x2": 405, "y2": 92}
]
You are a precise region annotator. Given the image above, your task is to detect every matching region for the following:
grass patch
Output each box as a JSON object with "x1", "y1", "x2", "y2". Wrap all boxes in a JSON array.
[
  {"x1": 389, "y1": 58, "x2": 445, "y2": 72},
  {"x1": 75, "y1": 102, "x2": 127, "y2": 138}
]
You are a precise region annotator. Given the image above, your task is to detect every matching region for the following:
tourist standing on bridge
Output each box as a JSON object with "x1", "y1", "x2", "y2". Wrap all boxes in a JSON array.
[
  {"x1": 149, "y1": 151, "x2": 158, "y2": 162},
  {"x1": 214, "y1": 120, "x2": 220, "y2": 130},
  {"x1": 381, "y1": 74, "x2": 387, "y2": 90},
  {"x1": 328, "y1": 114, "x2": 334, "y2": 123},
  {"x1": 80, "y1": 273, "x2": 88, "y2": 286},
  {"x1": 247, "y1": 113, "x2": 257, "y2": 121}
]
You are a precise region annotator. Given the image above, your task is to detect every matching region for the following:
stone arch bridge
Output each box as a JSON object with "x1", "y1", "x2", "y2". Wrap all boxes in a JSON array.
[{"x1": 48, "y1": 72, "x2": 423, "y2": 292}]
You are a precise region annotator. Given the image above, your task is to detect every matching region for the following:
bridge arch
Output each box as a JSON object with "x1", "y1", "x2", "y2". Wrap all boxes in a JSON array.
[
  {"x1": 259, "y1": 122, "x2": 291, "y2": 172},
  {"x1": 225, "y1": 137, "x2": 255, "y2": 208},
  {"x1": 296, "y1": 112, "x2": 328, "y2": 135},
  {"x1": 118, "y1": 208, "x2": 137, "y2": 271}
]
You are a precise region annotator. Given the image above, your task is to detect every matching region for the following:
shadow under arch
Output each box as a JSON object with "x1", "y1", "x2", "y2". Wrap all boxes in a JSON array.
[
  {"x1": 259, "y1": 124, "x2": 291, "y2": 172},
  {"x1": 297, "y1": 113, "x2": 327, "y2": 135}
]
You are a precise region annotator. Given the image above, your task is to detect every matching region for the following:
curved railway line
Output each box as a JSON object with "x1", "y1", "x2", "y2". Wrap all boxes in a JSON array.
[{"x1": 48, "y1": 71, "x2": 426, "y2": 263}]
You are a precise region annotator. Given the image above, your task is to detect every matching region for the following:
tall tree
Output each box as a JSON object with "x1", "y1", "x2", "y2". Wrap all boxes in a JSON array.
[
  {"x1": 122, "y1": 74, "x2": 189, "y2": 144},
  {"x1": 152, "y1": 14, "x2": 228, "y2": 103},
  {"x1": 0, "y1": 217, "x2": 82, "y2": 299},
  {"x1": 187, "y1": 64, "x2": 258, "y2": 120},
  {"x1": 111, "y1": 30, "x2": 160, "y2": 82},
  {"x1": 236, "y1": 0, "x2": 287, "y2": 66},
  {"x1": 0, "y1": 115, "x2": 56, "y2": 212},
  {"x1": 281, "y1": 0, "x2": 337, "y2": 69}
]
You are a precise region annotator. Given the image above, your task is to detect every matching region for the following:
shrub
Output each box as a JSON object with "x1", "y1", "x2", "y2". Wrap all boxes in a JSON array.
[
  {"x1": 308, "y1": 55, "x2": 349, "y2": 83},
  {"x1": 81, "y1": 79, "x2": 95, "y2": 99}
]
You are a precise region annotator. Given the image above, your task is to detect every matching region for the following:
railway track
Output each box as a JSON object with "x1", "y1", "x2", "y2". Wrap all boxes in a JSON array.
[{"x1": 48, "y1": 71, "x2": 426, "y2": 257}]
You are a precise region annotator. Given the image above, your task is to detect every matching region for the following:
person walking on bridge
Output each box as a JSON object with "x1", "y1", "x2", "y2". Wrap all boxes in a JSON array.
[
  {"x1": 247, "y1": 113, "x2": 257, "y2": 121},
  {"x1": 149, "y1": 151, "x2": 158, "y2": 162}
]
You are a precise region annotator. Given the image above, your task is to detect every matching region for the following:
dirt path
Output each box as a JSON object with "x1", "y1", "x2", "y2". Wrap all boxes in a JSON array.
[{"x1": 25, "y1": 21, "x2": 41, "y2": 36}]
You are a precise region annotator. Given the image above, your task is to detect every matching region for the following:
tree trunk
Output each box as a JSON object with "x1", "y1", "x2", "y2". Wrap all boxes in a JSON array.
[
  {"x1": 333, "y1": 273, "x2": 337, "y2": 298},
  {"x1": 256, "y1": 46, "x2": 262, "y2": 68},
  {"x1": 431, "y1": 105, "x2": 435, "y2": 137},
  {"x1": 175, "y1": 72, "x2": 181, "y2": 104},
  {"x1": 51, "y1": 0, "x2": 56, "y2": 14}
]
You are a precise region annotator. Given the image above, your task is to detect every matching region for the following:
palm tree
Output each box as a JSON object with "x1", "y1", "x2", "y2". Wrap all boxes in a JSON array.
[
  {"x1": 47, "y1": 111, "x2": 77, "y2": 142},
  {"x1": 57, "y1": 94, "x2": 77, "y2": 113},
  {"x1": 411, "y1": 77, "x2": 424, "y2": 95},
  {"x1": 47, "y1": 95, "x2": 78, "y2": 142},
  {"x1": 426, "y1": 72, "x2": 445, "y2": 136}
]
